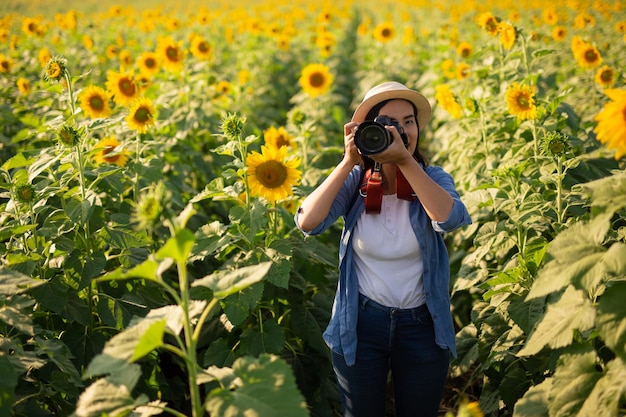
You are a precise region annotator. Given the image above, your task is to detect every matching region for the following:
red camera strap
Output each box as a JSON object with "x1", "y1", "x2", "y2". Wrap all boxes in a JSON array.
[{"x1": 360, "y1": 163, "x2": 416, "y2": 214}]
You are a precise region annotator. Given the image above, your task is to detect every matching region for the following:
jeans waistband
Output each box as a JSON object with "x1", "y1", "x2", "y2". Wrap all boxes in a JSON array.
[{"x1": 359, "y1": 293, "x2": 429, "y2": 315}]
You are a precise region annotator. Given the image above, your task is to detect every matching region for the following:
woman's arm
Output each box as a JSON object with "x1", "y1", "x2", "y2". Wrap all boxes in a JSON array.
[{"x1": 296, "y1": 122, "x2": 362, "y2": 232}]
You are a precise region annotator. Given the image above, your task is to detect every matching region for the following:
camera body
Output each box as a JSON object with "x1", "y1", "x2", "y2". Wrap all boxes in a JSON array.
[{"x1": 354, "y1": 116, "x2": 409, "y2": 156}]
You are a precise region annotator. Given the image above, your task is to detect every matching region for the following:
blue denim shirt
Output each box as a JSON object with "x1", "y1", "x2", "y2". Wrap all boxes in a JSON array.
[{"x1": 295, "y1": 164, "x2": 471, "y2": 366}]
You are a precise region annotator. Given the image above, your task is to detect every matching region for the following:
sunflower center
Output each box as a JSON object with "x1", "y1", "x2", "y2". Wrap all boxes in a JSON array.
[
  {"x1": 256, "y1": 160, "x2": 288, "y2": 189},
  {"x1": 145, "y1": 57, "x2": 156, "y2": 68},
  {"x1": 516, "y1": 93, "x2": 531, "y2": 109},
  {"x1": 198, "y1": 41, "x2": 210, "y2": 53},
  {"x1": 381, "y1": 28, "x2": 392, "y2": 38},
  {"x1": 89, "y1": 95, "x2": 105, "y2": 111},
  {"x1": 308, "y1": 72, "x2": 326, "y2": 88},
  {"x1": 119, "y1": 78, "x2": 136, "y2": 96},
  {"x1": 276, "y1": 135, "x2": 289, "y2": 148},
  {"x1": 102, "y1": 146, "x2": 120, "y2": 163},
  {"x1": 584, "y1": 49, "x2": 598, "y2": 63},
  {"x1": 601, "y1": 70, "x2": 613, "y2": 82},
  {"x1": 134, "y1": 107, "x2": 151, "y2": 123},
  {"x1": 166, "y1": 46, "x2": 180, "y2": 61}
]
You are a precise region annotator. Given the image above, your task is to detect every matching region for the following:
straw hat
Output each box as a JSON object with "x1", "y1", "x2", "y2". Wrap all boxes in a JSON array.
[{"x1": 351, "y1": 81, "x2": 432, "y2": 132}]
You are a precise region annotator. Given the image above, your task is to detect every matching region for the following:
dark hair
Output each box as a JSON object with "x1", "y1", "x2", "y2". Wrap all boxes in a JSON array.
[{"x1": 362, "y1": 99, "x2": 429, "y2": 170}]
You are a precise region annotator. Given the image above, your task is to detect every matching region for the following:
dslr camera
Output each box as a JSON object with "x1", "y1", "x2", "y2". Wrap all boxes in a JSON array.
[{"x1": 354, "y1": 116, "x2": 409, "y2": 156}]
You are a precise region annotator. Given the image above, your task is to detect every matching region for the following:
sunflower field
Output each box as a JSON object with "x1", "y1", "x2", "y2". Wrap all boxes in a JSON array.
[{"x1": 1, "y1": 0, "x2": 625, "y2": 416}]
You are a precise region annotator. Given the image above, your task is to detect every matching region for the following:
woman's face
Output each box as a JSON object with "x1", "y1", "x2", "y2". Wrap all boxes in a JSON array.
[{"x1": 376, "y1": 99, "x2": 419, "y2": 155}]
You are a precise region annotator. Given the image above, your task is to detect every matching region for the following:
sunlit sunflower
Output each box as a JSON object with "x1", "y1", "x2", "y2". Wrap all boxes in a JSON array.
[
  {"x1": 456, "y1": 62, "x2": 470, "y2": 80},
  {"x1": 506, "y1": 83, "x2": 537, "y2": 121},
  {"x1": 441, "y1": 59, "x2": 456, "y2": 78},
  {"x1": 190, "y1": 35, "x2": 212, "y2": 61},
  {"x1": 156, "y1": 35, "x2": 186, "y2": 72},
  {"x1": 82, "y1": 34, "x2": 94, "y2": 50},
  {"x1": 246, "y1": 145, "x2": 301, "y2": 203},
  {"x1": 498, "y1": 21, "x2": 517, "y2": 50},
  {"x1": 615, "y1": 21, "x2": 626, "y2": 33},
  {"x1": 0, "y1": 54, "x2": 11, "y2": 73},
  {"x1": 126, "y1": 97, "x2": 156, "y2": 133},
  {"x1": 264, "y1": 126, "x2": 298, "y2": 151},
  {"x1": 435, "y1": 84, "x2": 463, "y2": 119},
  {"x1": 372, "y1": 21, "x2": 396, "y2": 43},
  {"x1": 105, "y1": 45, "x2": 119, "y2": 60},
  {"x1": 476, "y1": 11, "x2": 500, "y2": 36},
  {"x1": 574, "y1": 12, "x2": 595, "y2": 29},
  {"x1": 106, "y1": 67, "x2": 138, "y2": 106},
  {"x1": 552, "y1": 26, "x2": 567, "y2": 42},
  {"x1": 299, "y1": 63, "x2": 333, "y2": 97},
  {"x1": 594, "y1": 88, "x2": 626, "y2": 159},
  {"x1": 216, "y1": 80, "x2": 232, "y2": 96},
  {"x1": 16, "y1": 77, "x2": 30, "y2": 95},
  {"x1": 573, "y1": 41, "x2": 603, "y2": 69},
  {"x1": 93, "y1": 136, "x2": 129, "y2": 166},
  {"x1": 542, "y1": 7, "x2": 558, "y2": 25},
  {"x1": 594, "y1": 66, "x2": 615, "y2": 88},
  {"x1": 79, "y1": 85, "x2": 112, "y2": 119},
  {"x1": 38, "y1": 47, "x2": 51, "y2": 67},
  {"x1": 119, "y1": 49, "x2": 134, "y2": 67},
  {"x1": 22, "y1": 17, "x2": 44, "y2": 37},
  {"x1": 137, "y1": 51, "x2": 160, "y2": 78},
  {"x1": 238, "y1": 69, "x2": 251, "y2": 85},
  {"x1": 456, "y1": 41, "x2": 473, "y2": 58}
]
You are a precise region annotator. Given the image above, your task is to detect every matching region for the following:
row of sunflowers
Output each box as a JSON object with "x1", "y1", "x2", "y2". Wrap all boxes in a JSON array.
[{"x1": 1, "y1": 0, "x2": 625, "y2": 416}]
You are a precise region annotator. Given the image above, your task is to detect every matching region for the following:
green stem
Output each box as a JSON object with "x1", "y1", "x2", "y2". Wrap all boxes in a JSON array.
[
  {"x1": 556, "y1": 156, "x2": 563, "y2": 224},
  {"x1": 134, "y1": 133, "x2": 141, "y2": 202},
  {"x1": 520, "y1": 33, "x2": 531, "y2": 79},
  {"x1": 531, "y1": 121, "x2": 539, "y2": 161},
  {"x1": 177, "y1": 259, "x2": 203, "y2": 417}
]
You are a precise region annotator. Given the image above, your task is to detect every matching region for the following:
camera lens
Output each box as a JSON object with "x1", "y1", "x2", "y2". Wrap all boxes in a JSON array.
[{"x1": 355, "y1": 123, "x2": 389, "y2": 155}]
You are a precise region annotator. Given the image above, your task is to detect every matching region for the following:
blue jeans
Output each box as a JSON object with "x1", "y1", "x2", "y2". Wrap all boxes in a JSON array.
[{"x1": 331, "y1": 294, "x2": 450, "y2": 417}]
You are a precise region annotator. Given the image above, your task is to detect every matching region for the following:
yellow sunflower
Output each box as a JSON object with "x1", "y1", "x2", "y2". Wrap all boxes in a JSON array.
[
  {"x1": 156, "y1": 35, "x2": 186, "y2": 73},
  {"x1": 106, "y1": 67, "x2": 138, "y2": 107},
  {"x1": 137, "y1": 51, "x2": 160, "y2": 78},
  {"x1": 38, "y1": 48, "x2": 51, "y2": 67},
  {"x1": 506, "y1": 83, "x2": 537, "y2": 121},
  {"x1": 264, "y1": 126, "x2": 298, "y2": 151},
  {"x1": 126, "y1": 97, "x2": 156, "y2": 133},
  {"x1": 216, "y1": 80, "x2": 232, "y2": 96},
  {"x1": 456, "y1": 41, "x2": 473, "y2": 58},
  {"x1": 435, "y1": 84, "x2": 463, "y2": 119},
  {"x1": 246, "y1": 145, "x2": 301, "y2": 203},
  {"x1": 476, "y1": 11, "x2": 499, "y2": 36},
  {"x1": 190, "y1": 35, "x2": 212, "y2": 61},
  {"x1": 119, "y1": 49, "x2": 134, "y2": 67},
  {"x1": 82, "y1": 34, "x2": 94, "y2": 50},
  {"x1": 93, "y1": 136, "x2": 129, "y2": 166},
  {"x1": 17, "y1": 77, "x2": 30, "y2": 95},
  {"x1": 79, "y1": 85, "x2": 112, "y2": 119},
  {"x1": 573, "y1": 41, "x2": 603, "y2": 69},
  {"x1": 552, "y1": 26, "x2": 567, "y2": 42},
  {"x1": 299, "y1": 63, "x2": 333, "y2": 97},
  {"x1": 594, "y1": 66, "x2": 615, "y2": 88},
  {"x1": 456, "y1": 62, "x2": 471, "y2": 80},
  {"x1": 372, "y1": 21, "x2": 396, "y2": 43},
  {"x1": 106, "y1": 45, "x2": 119, "y2": 60},
  {"x1": 542, "y1": 7, "x2": 558, "y2": 25},
  {"x1": 0, "y1": 54, "x2": 11, "y2": 73},
  {"x1": 498, "y1": 21, "x2": 517, "y2": 50},
  {"x1": 22, "y1": 17, "x2": 44, "y2": 37},
  {"x1": 594, "y1": 88, "x2": 626, "y2": 159},
  {"x1": 43, "y1": 55, "x2": 67, "y2": 83}
]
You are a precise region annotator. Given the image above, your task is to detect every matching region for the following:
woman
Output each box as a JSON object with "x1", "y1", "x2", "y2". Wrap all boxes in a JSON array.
[{"x1": 295, "y1": 81, "x2": 472, "y2": 417}]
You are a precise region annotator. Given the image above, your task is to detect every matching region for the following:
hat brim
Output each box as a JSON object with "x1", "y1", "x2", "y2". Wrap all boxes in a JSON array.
[{"x1": 351, "y1": 89, "x2": 432, "y2": 133}]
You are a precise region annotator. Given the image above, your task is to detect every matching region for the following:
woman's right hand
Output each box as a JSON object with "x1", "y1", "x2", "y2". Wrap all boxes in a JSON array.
[{"x1": 344, "y1": 122, "x2": 363, "y2": 166}]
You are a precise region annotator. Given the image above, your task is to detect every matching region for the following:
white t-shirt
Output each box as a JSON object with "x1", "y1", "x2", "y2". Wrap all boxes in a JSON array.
[{"x1": 353, "y1": 194, "x2": 426, "y2": 309}]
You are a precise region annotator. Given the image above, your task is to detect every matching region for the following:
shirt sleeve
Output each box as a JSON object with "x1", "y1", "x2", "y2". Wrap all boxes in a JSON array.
[{"x1": 425, "y1": 165, "x2": 472, "y2": 233}]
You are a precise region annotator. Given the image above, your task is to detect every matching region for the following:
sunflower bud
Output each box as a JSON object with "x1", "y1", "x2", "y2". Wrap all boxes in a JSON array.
[
  {"x1": 57, "y1": 124, "x2": 81, "y2": 146},
  {"x1": 541, "y1": 131, "x2": 570, "y2": 158},
  {"x1": 221, "y1": 113, "x2": 246, "y2": 140},
  {"x1": 43, "y1": 55, "x2": 68, "y2": 83},
  {"x1": 15, "y1": 183, "x2": 36, "y2": 203}
]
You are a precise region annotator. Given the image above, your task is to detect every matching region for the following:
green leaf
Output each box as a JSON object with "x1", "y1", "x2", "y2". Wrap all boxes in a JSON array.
[
  {"x1": 0, "y1": 295, "x2": 35, "y2": 335},
  {"x1": 240, "y1": 319, "x2": 285, "y2": 356},
  {"x1": 204, "y1": 354, "x2": 308, "y2": 417},
  {"x1": 513, "y1": 378, "x2": 551, "y2": 417},
  {"x1": 131, "y1": 319, "x2": 166, "y2": 362},
  {"x1": 74, "y1": 377, "x2": 148, "y2": 417},
  {"x1": 36, "y1": 338, "x2": 83, "y2": 388},
  {"x1": 0, "y1": 268, "x2": 45, "y2": 295},
  {"x1": 578, "y1": 170, "x2": 626, "y2": 214},
  {"x1": 518, "y1": 286, "x2": 595, "y2": 356},
  {"x1": 192, "y1": 261, "x2": 272, "y2": 299},
  {"x1": 577, "y1": 359, "x2": 626, "y2": 417},
  {"x1": 98, "y1": 259, "x2": 164, "y2": 284},
  {"x1": 596, "y1": 281, "x2": 626, "y2": 358},
  {"x1": 526, "y1": 214, "x2": 612, "y2": 300},
  {"x1": 0, "y1": 355, "x2": 18, "y2": 416},
  {"x1": 548, "y1": 345, "x2": 600, "y2": 417},
  {"x1": 451, "y1": 324, "x2": 478, "y2": 378},
  {"x1": 221, "y1": 282, "x2": 264, "y2": 326},
  {"x1": 156, "y1": 228, "x2": 195, "y2": 264}
]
